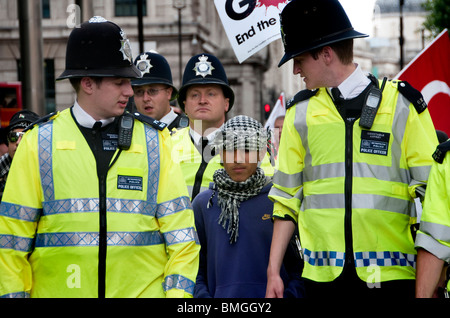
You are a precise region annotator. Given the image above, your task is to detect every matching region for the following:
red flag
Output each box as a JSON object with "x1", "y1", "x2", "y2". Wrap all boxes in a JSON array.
[
  {"x1": 396, "y1": 29, "x2": 450, "y2": 137},
  {"x1": 264, "y1": 92, "x2": 285, "y2": 129}
]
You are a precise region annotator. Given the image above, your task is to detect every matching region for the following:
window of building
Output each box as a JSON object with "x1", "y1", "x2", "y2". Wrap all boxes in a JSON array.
[
  {"x1": 42, "y1": 0, "x2": 50, "y2": 19},
  {"x1": 115, "y1": 0, "x2": 147, "y2": 17}
]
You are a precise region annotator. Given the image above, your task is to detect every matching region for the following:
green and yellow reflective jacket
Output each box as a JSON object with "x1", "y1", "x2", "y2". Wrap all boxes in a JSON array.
[
  {"x1": 415, "y1": 143, "x2": 450, "y2": 291},
  {"x1": 0, "y1": 109, "x2": 200, "y2": 298},
  {"x1": 270, "y1": 80, "x2": 438, "y2": 283}
]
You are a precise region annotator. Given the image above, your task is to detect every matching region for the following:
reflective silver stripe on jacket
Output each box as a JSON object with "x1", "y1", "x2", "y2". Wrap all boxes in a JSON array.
[
  {"x1": 40, "y1": 196, "x2": 191, "y2": 218},
  {"x1": 416, "y1": 221, "x2": 450, "y2": 261},
  {"x1": 0, "y1": 196, "x2": 191, "y2": 220},
  {"x1": 35, "y1": 231, "x2": 164, "y2": 247},
  {"x1": 419, "y1": 221, "x2": 450, "y2": 242},
  {"x1": 0, "y1": 234, "x2": 34, "y2": 252},
  {"x1": 0, "y1": 292, "x2": 30, "y2": 298},
  {"x1": 39, "y1": 122, "x2": 54, "y2": 201},
  {"x1": 0, "y1": 202, "x2": 41, "y2": 222},
  {"x1": 163, "y1": 274, "x2": 195, "y2": 295},
  {"x1": 34, "y1": 227, "x2": 198, "y2": 248},
  {"x1": 302, "y1": 193, "x2": 411, "y2": 215},
  {"x1": 304, "y1": 248, "x2": 416, "y2": 268}
]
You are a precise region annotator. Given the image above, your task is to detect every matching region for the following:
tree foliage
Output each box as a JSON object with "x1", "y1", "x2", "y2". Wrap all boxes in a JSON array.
[{"x1": 422, "y1": 0, "x2": 450, "y2": 37}]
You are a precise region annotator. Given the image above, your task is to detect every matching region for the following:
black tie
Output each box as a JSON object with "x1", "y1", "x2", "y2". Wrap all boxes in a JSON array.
[
  {"x1": 331, "y1": 87, "x2": 343, "y2": 103},
  {"x1": 201, "y1": 138, "x2": 209, "y2": 161},
  {"x1": 93, "y1": 121, "x2": 103, "y2": 130},
  {"x1": 201, "y1": 137, "x2": 209, "y2": 151}
]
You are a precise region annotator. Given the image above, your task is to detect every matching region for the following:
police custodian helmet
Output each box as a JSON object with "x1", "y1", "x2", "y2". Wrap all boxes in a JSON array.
[
  {"x1": 177, "y1": 53, "x2": 235, "y2": 112},
  {"x1": 278, "y1": 0, "x2": 368, "y2": 67},
  {"x1": 132, "y1": 51, "x2": 178, "y2": 101},
  {"x1": 57, "y1": 16, "x2": 141, "y2": 80}
]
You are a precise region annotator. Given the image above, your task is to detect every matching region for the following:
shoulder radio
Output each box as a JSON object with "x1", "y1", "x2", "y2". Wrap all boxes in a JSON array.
[
  {"x1": 359, "y1": 77, "x2": 387, "y2": 129},
  {"x1": 118, "y1": 112, "x2": 134, "y2": 150}
]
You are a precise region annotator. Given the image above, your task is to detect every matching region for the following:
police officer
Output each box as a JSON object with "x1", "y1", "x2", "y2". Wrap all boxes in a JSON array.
[
  {"x1": 266, "y1": 0, "x2": 438, "y2": 298},
  {"x1": 415, "y1": 140, "x2": 450, "y2": 298},
  {"x1": 171, "y1": 53, "x2": 274, "y2": 200},
  {"x1": 0, "y1": 17, "x2": 199, "y2": 298},
  {"x1": 131, "y1": 51, "x2": 188, "y2": 132},
  {"x1": 0, "y1": 110, "x2": 40, "y2": 201},
  {"x1": 171, "y1": 53, "x2": 234, "y2": 200}
]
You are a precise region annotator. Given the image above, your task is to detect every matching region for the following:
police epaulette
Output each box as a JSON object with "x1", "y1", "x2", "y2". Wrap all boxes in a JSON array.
[
  {"x1": 132, "y1": 112, "x2": 167, "y2": 131},
  {"x1": 23, "y1": 111, "x2": 58, "y2": 133},
  {"x1": 432, "y1": 139, "x2": 450, "y2": 164},
  {"x1": 397, "y1": 81, "x2": 427, "y2": 114},
  {"x1": 286, "y1": 89, "x2": 319, "y2": 110}
]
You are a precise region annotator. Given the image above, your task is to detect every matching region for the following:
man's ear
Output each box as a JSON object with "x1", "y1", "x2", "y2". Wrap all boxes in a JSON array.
[
  {"x1": 80, "y1": 77, "x2": 95, "y2": 95},
  {"x1": 224, "y1": 98, "x2": 230, "y2": 113},
  {"x1": 166, "y1": 87, "x2": 173, "y2": 99},
  {"x1": 321, "y1": 46, "x2": 333, "y2": 65}
]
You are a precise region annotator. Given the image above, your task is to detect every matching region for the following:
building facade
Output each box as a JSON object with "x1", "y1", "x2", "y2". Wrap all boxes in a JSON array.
[
  {"x1": 0, "y1": 0, "x2": 431, "y2": 124},
  {"x1": 371, "y1": 0, "x2": 431, "y2": 78}
]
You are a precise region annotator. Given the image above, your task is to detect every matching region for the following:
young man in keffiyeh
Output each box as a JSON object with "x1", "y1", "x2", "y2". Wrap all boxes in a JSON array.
[{"x1": 192, "y1": 115, "x2": 304, "y2": 298}]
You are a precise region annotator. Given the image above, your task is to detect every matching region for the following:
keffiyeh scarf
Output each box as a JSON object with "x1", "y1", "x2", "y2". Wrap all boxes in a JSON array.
[{"x1": 212, "y1": 167, "x2": 268, "y2": 244}]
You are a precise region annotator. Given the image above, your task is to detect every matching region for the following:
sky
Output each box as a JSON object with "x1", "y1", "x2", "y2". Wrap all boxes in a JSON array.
[{"x1": 338, "y1": 0, "x2": 377, "y2": 36}]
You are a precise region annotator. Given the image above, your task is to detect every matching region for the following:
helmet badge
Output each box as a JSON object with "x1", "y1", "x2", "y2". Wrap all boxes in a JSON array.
[
  {"x1": 136, "y1": 53, "x2": 153, "y2": 76},
  {"x1": 119, "y1": 29, "x2": 133, "y2": 63},
  {"x1": 89, "y1": 16, "x2": 108, "y2": 23},
  {"x1": 193, "y1": 55, "x2": 215, "y2": 78}
]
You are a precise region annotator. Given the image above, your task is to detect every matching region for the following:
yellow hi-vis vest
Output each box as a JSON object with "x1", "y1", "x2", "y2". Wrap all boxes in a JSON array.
[
  {"x1": 0, "y1": 109, "x2": 200, "y2": 298},
  {"x1": 171, "y1": 127, "x2": 274, "y2": 200},
  {"x1": 270, "y1": 81, "x2": 438, "y2": 283},
  {"x1": 415, "y1": 142, "x2": 450, "y2": 291}
]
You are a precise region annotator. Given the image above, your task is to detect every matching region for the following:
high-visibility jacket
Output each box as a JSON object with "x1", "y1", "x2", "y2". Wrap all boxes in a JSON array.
[
  {"x1": 269, "y1": 80, "x2": 438, "y2": 283},
  {"x1": 171, "y1": 127, "x2": 274, "y2": 200},
  {"x1": 415, "y1": 142, "x2": 450, "y2": 291},
  {"x1": 0, "y1": 109, "x2": 200, "y2": 298}
]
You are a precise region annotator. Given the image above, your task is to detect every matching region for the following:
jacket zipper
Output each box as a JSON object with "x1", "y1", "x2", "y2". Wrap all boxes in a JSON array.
[
  {"x1": 97, "y1": 149, "x2": 122, "y2": 298},
  {"x1": 98, "y1": 174, "x2": 107, "y2": 298},
  {"x1": 344, "y1": 119, "x2": 355, "y2": 269}
]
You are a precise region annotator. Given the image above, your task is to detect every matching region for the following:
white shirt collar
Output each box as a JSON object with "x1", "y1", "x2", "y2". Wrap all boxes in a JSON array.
[
  {"x1": 72, "y1": 101, "x2": 115, "y2": 128},
  {"x1": 328, "y1": 64, "x2": 371, "y2": 100},
  {"x1": 189, "y1": 125, "x2": 222, "y2": 146},
  {"x1": 159, "y1": 109, "x2": 178, "y2": 126}
]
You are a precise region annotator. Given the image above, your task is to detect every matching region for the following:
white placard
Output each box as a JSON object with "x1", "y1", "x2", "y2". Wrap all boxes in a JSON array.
[{"x1": 214, "y1": 0, "x2": 289, "y2": 63}]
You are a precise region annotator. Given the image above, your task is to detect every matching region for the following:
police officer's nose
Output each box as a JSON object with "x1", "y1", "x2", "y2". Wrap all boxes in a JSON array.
[
  {"x1": 198, "y1": 93, "x2": 209, "y2": 104},
  {"x1": 293, "y1": 60, "x2": 302, "y2": 75},
  {"x1": 124, "y1": 83, "x2": 134, "y2": 98}
]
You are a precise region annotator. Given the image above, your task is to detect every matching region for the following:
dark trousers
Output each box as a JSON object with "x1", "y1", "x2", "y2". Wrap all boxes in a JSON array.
[{"x1": 303, "y1": 265, "x2": 415, "y2": 299}]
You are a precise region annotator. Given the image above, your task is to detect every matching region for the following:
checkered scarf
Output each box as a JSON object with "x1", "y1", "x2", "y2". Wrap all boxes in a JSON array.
[
  {"x1": 213, "y1": 167, "x2": 268, "y2": 244},
  {"x1": 212, "y1": 115, "x2": 271, "y2": 153},
  {"x1": 209, "y1": 115, "x2": 272, "y2": 243}
]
